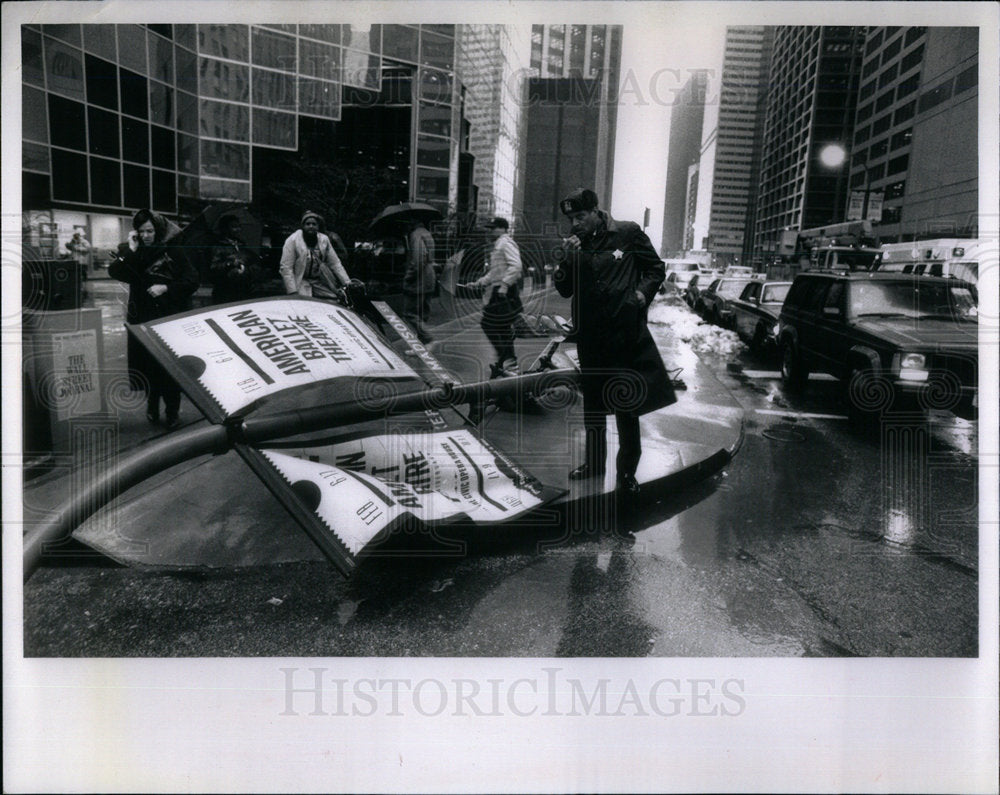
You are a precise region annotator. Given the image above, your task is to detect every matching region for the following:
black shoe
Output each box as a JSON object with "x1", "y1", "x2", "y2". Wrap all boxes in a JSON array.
[
  {"x1": 164, "y1": 414, "x2": 181, "y2": 430},
  {"x1": 617, "y1": 473, "x2": 640, "y2": 497},
  {"x1": 569, "y1": 463, "x2": 605, "y2": 480},
  {"x1": 146, "y1": 410, "x2": 160, "y2": 424}
]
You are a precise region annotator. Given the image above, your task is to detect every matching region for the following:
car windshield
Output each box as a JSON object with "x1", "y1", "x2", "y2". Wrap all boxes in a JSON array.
[
  {"x1": 718, "y1": 279, "x2": 750, "y2": 297},
  {"x1": 850, "y1": 281, "x2": 978, "y2": 321},
  {"x1": 761, "y1": 284, "x2": 790, "y2": 303},
  {"x1": 668, "y1": 263, "x2": 699, "y2": 272}
]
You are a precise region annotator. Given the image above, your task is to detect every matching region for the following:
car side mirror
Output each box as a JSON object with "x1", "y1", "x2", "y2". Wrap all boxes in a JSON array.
[{"x1": 822, "y1": 306, "x2": 841, "y2": 316}]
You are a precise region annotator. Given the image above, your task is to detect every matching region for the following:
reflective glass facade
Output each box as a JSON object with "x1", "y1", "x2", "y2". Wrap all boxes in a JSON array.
[{"x1": 22, "y1": 23, "x2": 465, "y2": 219}]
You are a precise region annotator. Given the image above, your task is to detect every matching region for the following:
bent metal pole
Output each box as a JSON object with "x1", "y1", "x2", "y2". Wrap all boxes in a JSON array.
[{"x1": 23, "y1": 368, "x2": 577, "y2": 582}]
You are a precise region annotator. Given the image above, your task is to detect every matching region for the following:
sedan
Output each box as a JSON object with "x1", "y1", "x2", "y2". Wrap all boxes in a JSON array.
[
  {"x1": 730, "y1": 280, "x2": 792, "y2": 355},
  {"x1": 696, "y1": 277, "x2": 754, "y2": 328}
]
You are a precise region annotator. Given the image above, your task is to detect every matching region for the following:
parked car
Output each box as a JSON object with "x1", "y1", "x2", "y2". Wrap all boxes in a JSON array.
[
  {"x1": 683, "y1": 273, "x2": 704, "y2": 307},
  {"x1": 663, "y1": 260, "x2": 704, "y2": 294},
  {"x1": 777, "y1": 271, "x2": 978, "y2": 423},
  {"x1": 730, "y1": 279, "x2": 792, "y2": 355},
  {"x1": 696, "y1": 277, "x2": 754, "y2": 328},
  {"x1": 723, "y1": 265, "x2": 754, "y2": 278}
]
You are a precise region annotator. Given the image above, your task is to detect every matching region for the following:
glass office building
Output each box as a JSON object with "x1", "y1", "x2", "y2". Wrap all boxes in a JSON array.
[{"x1": 21, "y1": 23, "x2": 471, "y2": 258}]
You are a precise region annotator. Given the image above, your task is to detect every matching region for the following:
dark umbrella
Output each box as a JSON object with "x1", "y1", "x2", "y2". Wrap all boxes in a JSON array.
[
  {"x1": 368, "y1": 202, "x2": 443, "y2": 237},
  {"x1": 174, "y1": 204, "x2": 263, "y2": 280}
]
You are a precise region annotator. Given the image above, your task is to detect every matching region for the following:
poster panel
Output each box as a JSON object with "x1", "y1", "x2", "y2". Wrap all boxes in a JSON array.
[
  {"x1": 129, "y1": 297, "x2": 422, "y2": 422},
  {"x1": 236, "y1": 427, "x2": 566, "y2": 575}
]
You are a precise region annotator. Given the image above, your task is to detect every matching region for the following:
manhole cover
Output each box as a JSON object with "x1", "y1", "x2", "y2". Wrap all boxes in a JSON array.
[{"x1": 762, "y1": 425, "x2": 806, "y2": 442}]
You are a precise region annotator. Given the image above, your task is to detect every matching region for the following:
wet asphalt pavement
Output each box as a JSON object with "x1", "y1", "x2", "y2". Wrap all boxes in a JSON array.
[{"x1": 22, "y1": 293, "x2": 979, "y2": 658}]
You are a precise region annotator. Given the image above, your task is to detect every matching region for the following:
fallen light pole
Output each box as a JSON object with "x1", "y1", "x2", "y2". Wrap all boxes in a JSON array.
[{"x1": 23, "y1": 368, "x2": 577, "y2": 582}]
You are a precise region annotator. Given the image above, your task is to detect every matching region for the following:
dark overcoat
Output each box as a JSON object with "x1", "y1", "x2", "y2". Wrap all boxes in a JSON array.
[
  {"x1": 554, "y1": 213, "x2": 676, "y2": 416},
  {"x1": 108, "y1": 216, "x2": 199, "y2": 388}
]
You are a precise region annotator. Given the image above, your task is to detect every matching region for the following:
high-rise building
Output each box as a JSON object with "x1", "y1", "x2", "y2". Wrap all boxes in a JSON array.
[
  {"x1": 701, "y1": 27, "x2": 773, "y2": 267},
  {"x1": 520, "y1": 24, "x2": 622, "y2": 235},
  {"x1": 20, "y1": 23, "x2": 520, "y2": 259},
  {"x1": 660, "y1": 70, "x2": 708, "y2": 257},
  {"x1": 456, "y1": 25, "x2": 531, "y2": 225},
  {"x1": 848, "y1": 26, "x2": 978, "y2": 241},
  {"x1": 750, "y1": 26, "x2": 867, "y2": 261}
]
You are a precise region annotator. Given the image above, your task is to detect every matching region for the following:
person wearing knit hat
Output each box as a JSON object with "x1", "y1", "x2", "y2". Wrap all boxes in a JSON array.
[
  {"x1": 553, "y1": 187, "x2": 676, "y2": 499},
  {"x1": 279, "y1": 210, "x2": 362, "y2": 301}
]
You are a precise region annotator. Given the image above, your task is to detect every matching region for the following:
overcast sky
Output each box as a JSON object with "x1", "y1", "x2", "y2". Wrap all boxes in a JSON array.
[{"x1": 609, "y1": 15, "x2": 727, "y2": 250}]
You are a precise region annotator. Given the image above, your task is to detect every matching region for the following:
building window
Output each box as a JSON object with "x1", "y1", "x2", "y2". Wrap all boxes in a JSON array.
[
  {"x1": 859, "y1": 78, "x2": 876, "y2": 101},
  {"x1": 868, "y1": 139, "x2": 888, "y2": 159},
  {"x1": 123, "y1": 163, "x2": 150, "y2": 207},
  {"x1": 89, "y1": 156, "x2": 121, "y2": 206},
  {"x1": 420, "y1": 30, "x2": 454, "y2": 70},
  {"x1": 45, "y1": 37, "x2": 85, "y2": 100},
  {"x1": 199, "y1": 140, "x2": 249, "y2": 179},
  {"x1": 880, "y1": 206, "x2": 901, "y2": 224},
  {"x1": 148, "y1": 81, "x2": 174, "y2": 127},
  {"x1": 890, "y1": 128, "x2": 912, "y2": 150},
  {"x1": 148, "y1": 30, "x2": 174, "y2": 83},
  {"x1": 881, "y1": 35, "x2": 902, "y2": 62},
  {"x1": 893, "y1": 100, "x2": 916, "y2": 124},
  {"x1": 918, "y1": 80, "x2": 954, "y2": 113},
  {"x1": 117, "y1": 25, "x2": 148, "y2": 75},
  {"x1": 299, "y1": 25, "x2": 341, "y2": 45},
  {"x1": 865, "y1": 28, "x2": 884, "y2": 56},
  {"x1": 200, "y1": 99, "x2": 250, "y2": 140},
  {"x1": 954, "y1": 63, "x2": 977, "y2": 95},
  {"x1": 896, "y1": 73, "x2": 919, "y2": 101},
  {"x1": 252, "y1": 27, "x2": 296, "y2": 72},
  {"x1": 23, "y1": 142, "x2": 50, "y2": 173},
  {"x1": 150, "y1": 125, "x2": 175, "y2": 169},
  {"x1": 83, "y1": 25, "x2": 117, "y2": 62},
  {"x1": 199, "y1": 57, "x2": 250, "y2": 102},
  {"x1": 252, "y1": 68, "x2": 296, "y2": 110},
  {"x1": 872, "y1": 114, "x2": 892, "y2": 135},
  {"x1": 152, "y1": 168, "x2": 176, "y2": 212},
  {"x1": 299, "y1": 39, "x2": 340, "y2": 81},
  {"x1": 51, "y1": 150, "x2": 88, "y2": 202},
  {"x1": 198, "y1": 25, "x2": 249, "y2": 61},
  {"x1": 85, "y1": 54, "x2": 118, "y2": 110},
  {"x1": 856, "y1": 102, "x2": 873, "y2": 122},
  {"x1": 875, "y1": 89, "x2": 895, "y2": 112},
  {"x1": 885, "y1": 180, "x2": 905, "y2": 200},
  {"x1": 252, "y1": 108, "x2": 296, "y2": 148},
  {"x1": 381, "y1": 25, "x2": 418, "y2": 63},
  {"x1": 298, "y1": 78, "x2": 340, "y2": 119},
  {"x1": 120, "y1": 69, "x2": 149, "y2": 119},
  {"x1": 177, "y1": 133, "x2": 198, "y2": 173},
  {"x1": 48, "y1": 94, "x2": 86, "y2": 150},
  {"x1": 904, "y1": 27, "x2": 926, "y2": 46},
  {"x1": 878, "y1": 63, "x2": 898, "y2": 88},
  {"x1": 175, "y1": 45, "x2": 198, "y2": 89},
  {"x1": 900, "y1": 44, "x2": 924, "y2": 74},
  {"x1": 887, "y1": 153, "x2": 909, "y2": 175},
  {"x1": 23, "y1": 84, "x2": 48, "y2": 143},
  {"x1": 121, "y1": 117, "x2": 149, "y2": 163},
  {"x1": 87, "y1": 106, "x2": 120, "y2": 158}
]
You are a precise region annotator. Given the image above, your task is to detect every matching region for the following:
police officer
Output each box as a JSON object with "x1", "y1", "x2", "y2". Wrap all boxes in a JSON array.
[{"x1": 554, "y1": 188, "x2": 676, "y2": 497}]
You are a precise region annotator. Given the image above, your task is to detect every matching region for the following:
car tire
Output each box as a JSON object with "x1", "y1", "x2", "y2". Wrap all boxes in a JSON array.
[
  {"x1": 845, "y1": 368, "x2": 883, "y2": 429},
  {"x1": 780, "y1": 337, "x2": 808, "y2": 392}
]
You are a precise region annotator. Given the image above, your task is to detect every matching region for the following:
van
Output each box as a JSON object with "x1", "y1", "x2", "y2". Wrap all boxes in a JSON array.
[{"x1": 877, "y1": 239, "x2": 990, "y2": 285}]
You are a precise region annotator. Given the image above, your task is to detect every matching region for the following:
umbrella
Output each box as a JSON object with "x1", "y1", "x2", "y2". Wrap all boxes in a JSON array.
[
  {"x1": 368, "y1": 202, "x2": 442, "y2": 236},
  {"x1": 180, "y1": 203, "x2": 262, "y2": 248},
  {"x1": 174, "y1": 204, "x2": 263, "y2": 279}
]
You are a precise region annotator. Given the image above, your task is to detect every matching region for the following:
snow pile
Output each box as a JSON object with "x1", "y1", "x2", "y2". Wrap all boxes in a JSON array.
[{"x1": 647, "y1": 294, "x2": 747, "y2": 358}]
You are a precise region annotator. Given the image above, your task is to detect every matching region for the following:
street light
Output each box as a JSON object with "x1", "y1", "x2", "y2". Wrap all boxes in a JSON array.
[{"x1": 820, "y1": 143, "x2": 875, "y2": 223}]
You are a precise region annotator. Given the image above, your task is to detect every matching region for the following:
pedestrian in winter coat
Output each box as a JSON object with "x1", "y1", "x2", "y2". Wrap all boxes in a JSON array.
[
  {"x1": 402, "y1": 219, "x2": 437, "y2": 345},
  {"x1": 459, "y1": 216, "x2": 524, "y2": 373},
  {"x1": 554, "y1": 188, "x2": 676, "y2": 497},
  {"x1": 279, "y1": 211, "x2": 356, "y2": 300},
  {"x1": 209, "y1": 213, "x2": 261, "y2": 304},
  {"x1": 108, "y1": 208, "x2": 199, "y2": 429}
]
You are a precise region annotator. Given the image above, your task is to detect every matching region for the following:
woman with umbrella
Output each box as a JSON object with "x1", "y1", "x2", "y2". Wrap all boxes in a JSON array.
[{"x1": 108, "y1": 209, "x2": 199, "y2": 429}]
